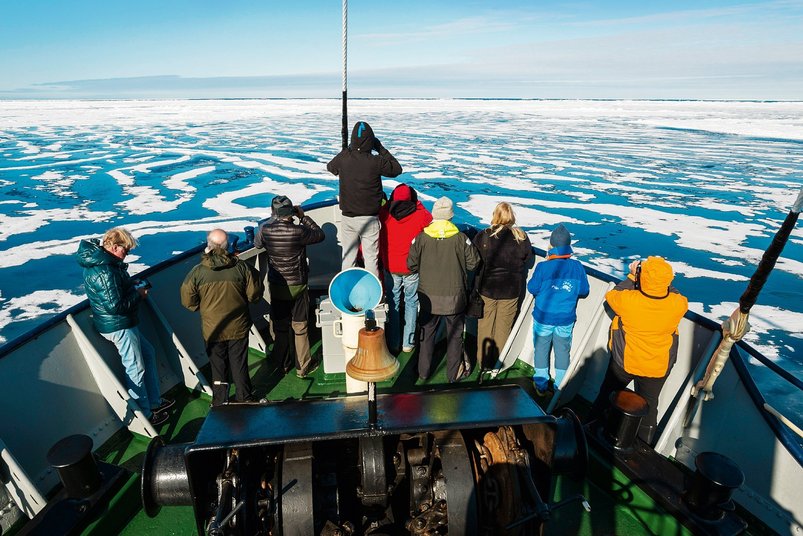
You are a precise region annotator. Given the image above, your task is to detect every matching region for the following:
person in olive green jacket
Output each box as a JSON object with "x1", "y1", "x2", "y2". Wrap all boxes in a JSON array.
[
  {"x1": 407, "y1": 197, "x2": 480, "y2": 382},
  {"x1": 181, "y1": 229, "x2": 264, "y2": 406}
]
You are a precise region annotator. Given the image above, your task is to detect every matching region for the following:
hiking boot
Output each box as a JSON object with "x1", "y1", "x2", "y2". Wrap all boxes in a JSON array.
[
  {"x1": 149, "y1": 411, "x2": 169, "y2": 427},
  {"x1": 152, "y1": 398, "x2": 175, "y2": 414}
]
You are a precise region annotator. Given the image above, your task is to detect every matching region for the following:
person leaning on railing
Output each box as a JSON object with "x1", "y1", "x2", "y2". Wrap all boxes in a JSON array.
[
  {"x1": 76, "y1": 227, "x2": 174, "y2": 426},
  {"x1": 588, "y1": 256, "x2": 689, "y2": 443}
]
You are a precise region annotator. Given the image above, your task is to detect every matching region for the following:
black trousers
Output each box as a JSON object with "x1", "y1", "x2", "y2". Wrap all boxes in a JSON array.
[
  {"x1": 589, "y1": 357, "x2": 669, "y2": 428},
  {"x1": 419, "y1": 310, "x2": 465, "y2": 382},
  {"x1": 206, "y1": 337, "x2": 253, "y2": 406}
]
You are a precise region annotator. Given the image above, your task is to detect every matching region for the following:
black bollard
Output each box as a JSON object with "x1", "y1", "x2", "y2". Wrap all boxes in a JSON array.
[
  {"x1": 46, "y1": 434, "x2": 101, "y2": 499},
  {"x1": 603, "y1": 390, "x2": 648, "y2": 452},
  {"x1": 684, "y1": 451, "x2": 745, "y2": 520}
]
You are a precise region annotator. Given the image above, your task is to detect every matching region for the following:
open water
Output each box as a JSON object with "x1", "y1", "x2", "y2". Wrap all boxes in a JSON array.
[{"x1": 0, "y1": 99, "x2": 801, "y2": 421}]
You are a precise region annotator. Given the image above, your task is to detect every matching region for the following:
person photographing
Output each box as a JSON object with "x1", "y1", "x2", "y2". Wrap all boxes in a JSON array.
[{"x1": 589, "y1": 256, "x2": 689, "y2": 444}]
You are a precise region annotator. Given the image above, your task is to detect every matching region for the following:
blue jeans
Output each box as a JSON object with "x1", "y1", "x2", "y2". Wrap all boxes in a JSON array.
[
  {"x1": 102, "y1": 326, "x2": 161, "y2": 418},
  {"x1": 385, "y1": 272, "x2": 419, "y2": 351},
  {"x1": 533, "y1": 320, "x2": 574, "y2": 372}
]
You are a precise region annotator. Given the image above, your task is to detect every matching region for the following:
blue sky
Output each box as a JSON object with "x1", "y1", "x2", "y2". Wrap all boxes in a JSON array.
[{"x1": 1, "y1": 0, "x2": 801, "y2": 99}]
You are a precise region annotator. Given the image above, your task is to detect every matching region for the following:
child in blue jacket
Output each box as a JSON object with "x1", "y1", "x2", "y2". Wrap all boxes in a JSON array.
[{"x1": 527, "y1": 224, "x2": 590, "y2": 392}]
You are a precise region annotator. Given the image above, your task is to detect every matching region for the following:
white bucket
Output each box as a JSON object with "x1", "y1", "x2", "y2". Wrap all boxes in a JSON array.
[{"x1": 334, "y1": 314, "x2": 368, "y2": 393}]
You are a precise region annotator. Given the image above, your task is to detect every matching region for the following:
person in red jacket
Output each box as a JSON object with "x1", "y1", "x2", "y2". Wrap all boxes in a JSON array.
[{"x1": 379, "y1": 184, "x2": 432, "y2": 353}]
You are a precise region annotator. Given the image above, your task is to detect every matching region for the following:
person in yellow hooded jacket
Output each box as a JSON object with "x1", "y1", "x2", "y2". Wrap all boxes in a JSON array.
[
  {"x1": 589, "y1": 256, "x2": 688, "y2": 443},
  {"x1": 407, "y1": 197, "x2": 480, "y2": 383}
]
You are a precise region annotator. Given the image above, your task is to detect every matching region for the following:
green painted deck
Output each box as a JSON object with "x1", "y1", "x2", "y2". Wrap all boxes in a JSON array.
[{"x1": 80, "y1": 343, "x2": 707, "y2": 536}]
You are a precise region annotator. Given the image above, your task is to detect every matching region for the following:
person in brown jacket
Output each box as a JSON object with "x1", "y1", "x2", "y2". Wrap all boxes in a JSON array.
[{"x1": 181, "y1": 229, "x2": 263, "y2": 406}]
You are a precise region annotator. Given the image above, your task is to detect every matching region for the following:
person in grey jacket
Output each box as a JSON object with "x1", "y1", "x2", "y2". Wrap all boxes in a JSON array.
[{"x1": 407, "y1": 197, "x2": 480, "y2": 382}]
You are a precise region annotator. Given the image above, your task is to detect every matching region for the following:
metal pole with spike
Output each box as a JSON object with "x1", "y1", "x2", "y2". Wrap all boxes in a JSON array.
[
  {"x1": 341, "y1": 0, "x2": 348, "y2": 150},
  {"x1": 686, "y1": 186, "x2": 803, "y2": 424}
]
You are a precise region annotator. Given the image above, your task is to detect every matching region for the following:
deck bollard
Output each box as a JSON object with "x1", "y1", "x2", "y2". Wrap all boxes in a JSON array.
[
  {"x1": 46, "y1": 434, "x2": 101, "y2": 499},
  {"x1": 603, "y1": 390, "x2": 648, "y2": 452},
  {"x1": 684, "y1": 451, "x2": 745, "y2": 520}
]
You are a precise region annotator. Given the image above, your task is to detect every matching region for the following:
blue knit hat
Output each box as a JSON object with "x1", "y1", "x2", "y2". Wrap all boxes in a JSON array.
[{"x1": 550, "y1": 224, "x2": 571, "y2": 248}]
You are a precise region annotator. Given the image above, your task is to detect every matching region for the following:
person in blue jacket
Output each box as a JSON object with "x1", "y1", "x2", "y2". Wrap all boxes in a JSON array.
[{"x1": 527, "y1": 224, "x2": 590, "y2": 393}]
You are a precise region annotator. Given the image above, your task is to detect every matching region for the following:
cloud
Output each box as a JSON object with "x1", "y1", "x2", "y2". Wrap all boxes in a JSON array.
[
  {"x1": 356, "y1": 16, "x2": 516, "y2": 46},
  {"x1": 3, "y1": 2, "x2": 803, "y2": 100}
]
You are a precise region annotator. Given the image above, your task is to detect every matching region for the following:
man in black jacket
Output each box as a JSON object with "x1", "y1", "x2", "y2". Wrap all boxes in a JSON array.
[
  {"x1": 327, "y1": 121, "x2": 402, "y2": 278},
  {"x1": 255, "y1": 196, "x2": 325, "y2": 377}
]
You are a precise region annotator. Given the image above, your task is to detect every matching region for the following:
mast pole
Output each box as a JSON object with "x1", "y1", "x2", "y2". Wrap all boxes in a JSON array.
[
  {"x1": 341, "y1": 0, "x2": 348, "y2": 150},
  {"x1": 689, "y1": 186, "x2": 803, "y2": 409}
]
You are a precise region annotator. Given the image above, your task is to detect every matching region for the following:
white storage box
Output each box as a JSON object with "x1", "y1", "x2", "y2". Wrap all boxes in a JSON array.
[{"x1": 315, "y1": 296, "x2": 388, "y2": 374}]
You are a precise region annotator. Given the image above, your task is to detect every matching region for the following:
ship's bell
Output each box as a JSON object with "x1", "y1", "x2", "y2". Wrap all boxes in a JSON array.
[{"x1": 346, "y1": 327, "x2": 399, "y2": 382}]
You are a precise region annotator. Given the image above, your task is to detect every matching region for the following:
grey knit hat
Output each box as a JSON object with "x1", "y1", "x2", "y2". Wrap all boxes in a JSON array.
[
  {"x1": 432, "y1": 197, "x2": 454, "y2": 220},
  {"x1": 272, "y1": 195, "x2": 294, "y2": 217}
]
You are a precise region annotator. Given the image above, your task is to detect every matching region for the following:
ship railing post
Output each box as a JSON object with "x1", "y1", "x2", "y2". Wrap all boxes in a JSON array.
[
  {"x1": 546, "y1": 281, "x2": 614, "y2": 414},
  {"x1": 145, "y1": 299, "x2": 213, "y2": 396},
  {"x1": 66, "y1": 314, "x2": 158, "y2": 439},
  {"x1": 0, "y1": 439, "x2": 47, "y2": 517}
]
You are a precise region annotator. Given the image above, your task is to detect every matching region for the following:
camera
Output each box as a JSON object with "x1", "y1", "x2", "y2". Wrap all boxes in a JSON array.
[{"x1": 134, "y1": 279, "x2": 152, "y2": 290}]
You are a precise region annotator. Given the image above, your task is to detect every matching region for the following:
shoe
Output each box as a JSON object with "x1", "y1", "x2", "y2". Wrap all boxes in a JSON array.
[
  {"x1": 297, "y1": 362, "x2": 319, "y2": 378},
  {"x1": 151, "y1": 398, "x2": 175, "y2": 414},
  {"x1": 149, "y1": 411, "x2": 169, "y2": 426},
  {"x1": 460, "y1": 360, "x2": 472, "y2": 379},
  {"x1": 533, "y1": 375, "x2": 550, "y2": 392},
  {"x1": 402, "y1": 346, "x2": 415, "y2": 353}
]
